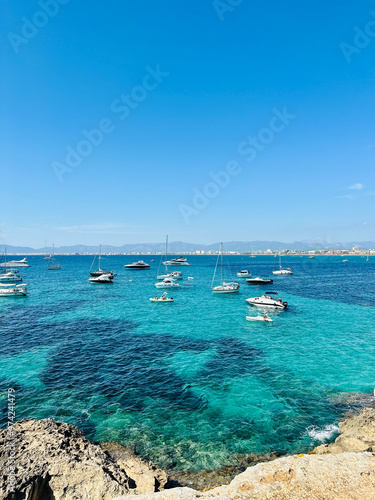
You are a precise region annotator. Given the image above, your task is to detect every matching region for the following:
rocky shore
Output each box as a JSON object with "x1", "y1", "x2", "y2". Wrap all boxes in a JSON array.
[{"x1": 0, "y1": 407, "x2": 374, "y2": 500}]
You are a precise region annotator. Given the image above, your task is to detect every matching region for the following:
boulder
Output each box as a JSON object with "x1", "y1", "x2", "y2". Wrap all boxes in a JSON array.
[
  {"x1": 0, "y1": 419, "x2": 165, "y2": 500},
  {"x1": 114, "y1": 452, "x2": 375, "y2": 500},
  {"x1": 314, "y1": 407, "x2": 375, "y2": 454}
]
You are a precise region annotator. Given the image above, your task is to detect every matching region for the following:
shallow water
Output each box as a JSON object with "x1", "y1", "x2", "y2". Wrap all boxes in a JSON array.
[{"x1": 0, "y1": 254, "x2": 374, "y2": 471}]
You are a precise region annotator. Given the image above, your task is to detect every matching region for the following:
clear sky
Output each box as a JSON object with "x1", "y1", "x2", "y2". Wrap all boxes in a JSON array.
[{"x1": 1, "y1": 0, "x2": 375, "y2": 247}]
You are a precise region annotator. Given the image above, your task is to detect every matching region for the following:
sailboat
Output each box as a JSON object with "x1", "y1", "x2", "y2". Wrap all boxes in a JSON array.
[
  {"x1": 157, "y1": 236, "x2": 183, "y2": 280},
  {"x1": 211, "y1": 243, "x2": 240, "y2": 293},
  {"x1": 272, "y1": 253, "x2": 293, "y2": 275},
  {"x1": 89, "y1": 245, "x2": 114, "y2": 277},
  {"x1": 155, "y1": 236, "x2": 180, "y2": 288},
  {"x1": 48, "y1": 244, "x2": 61, "y2": 270}
]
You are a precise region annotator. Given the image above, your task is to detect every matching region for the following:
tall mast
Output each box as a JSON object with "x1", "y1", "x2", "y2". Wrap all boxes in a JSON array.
[
  {"x1": 221, "y1": 242, "x2": 224, "y2": 283},
  {"x1": 99, "y1": 244, "x2": 101, "y2": 270},
  {"x1": 165, "y1": 235, "x2": 168, "y2": 272}
]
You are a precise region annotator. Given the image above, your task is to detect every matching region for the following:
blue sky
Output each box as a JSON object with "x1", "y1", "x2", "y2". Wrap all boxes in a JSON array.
[{"x1": 1, "y1": 0, "x2": 375, "y2": 247}]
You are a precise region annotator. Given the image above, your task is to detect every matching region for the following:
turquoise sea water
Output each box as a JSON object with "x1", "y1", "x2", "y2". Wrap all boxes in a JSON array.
[{"x1": 1, "y1": 254, "x2": 374, "y2": 471}]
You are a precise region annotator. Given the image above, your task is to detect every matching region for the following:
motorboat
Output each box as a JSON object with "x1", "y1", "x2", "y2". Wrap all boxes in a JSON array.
[
  {"x1": 0, "y1": 270, "x2": 23, "y2": 283},
  {"x1": 246, "y1": 292, "x2": 288, "y2": 309},
  {"x1": 343, "y1": 259, "x2": 349, "y2": 262},
  {"x1": 246, "y1": 314, "x2": 273, "y2": 322},
  {"x1": 212, "y1": 282, "x2": 240, "y2": 293},
  {"x1": 124, "y1": 260, "x2": 150, "y2": 269},
  {"x1": 211, "y1": 243, "x2": 240, "y2": 294},
  {"x1": 246, "y1": 277, "x2": 273, "y2": 285},
  {"x1": 155, "y1": 278, "x2": 179, "y2": 289},
  {"x1": 236, "y1": 270, "x2": 252, "y2": 278},
  {"x1": 0, "y1": 283, "x2": 28, "y2": 297},
  {"x1": 150, "y1": 292, "x2": 174, "y2": 303},
  {"x1": 157, "y1": 271, "x2": 183, "y2": 280},
  {"x1": 273, "y1": 268, "x2": 293, "y2": 275},
  {"x1": 308, "y1": 256, "x2": 315, "y2": 259},
  {"x1": 89, "y1": 244, "x2": 113, "y2": 276},
  {"x1": 89, "y1": 273, "x2": 114, "y2": 283},
  {"x1": 0, "y1": 257, "x2": 30, "y2": 268},
  {"x1": 163, "y1": 256, "x2": 190, "y2": 266}
]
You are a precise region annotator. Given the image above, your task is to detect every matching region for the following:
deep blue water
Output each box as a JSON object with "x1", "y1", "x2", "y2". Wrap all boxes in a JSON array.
[{"x1": 0, "y1": 254, "x2": 374, "y2": 470}]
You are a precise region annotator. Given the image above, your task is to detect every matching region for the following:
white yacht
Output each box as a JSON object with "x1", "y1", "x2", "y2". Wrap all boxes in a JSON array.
[
  {"x1": 246, "y1": 292, "x2": 288, "y2": 309},
  {"x1": 211, "y1": 243, "x2": 240, "y2": 294},
  {"x1": 89, "y1": 273, "x2": 114, "y2": 283},
  {"x1": 0, "y1": 270, "x2": 23, "y2": 283},
  {"x1": 0, "y1": 257, "x2": 30, "y2": 268},
  {"x1": 0, "y1": 283, "x2": 28, "y2": 297},
  {"x1": 163, "y1": 256, "x2": 190, "y2": 266},
  {"x1": 155, "y1": 277, "x2": 179, "y2": 289},
  {"x1": 236, "y1": 270, "x2": 252, "y2": 278},
  {"x1": 124, "y1": 260, "x2": 150, "y2": 269}
]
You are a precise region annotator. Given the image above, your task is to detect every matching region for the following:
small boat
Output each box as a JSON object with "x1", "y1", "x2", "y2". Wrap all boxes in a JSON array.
[
  {"x1": 89, "y1": 273, "x2": 114, "y2": 283},
  {"x1": 0, "y1": 283, "x2": 28, "y2": 297},
  {"x1": 343, "y1": 259, "x2": 349, "y2": 262},
  {"x1": 308, "y1": 256, "x2": 315, "y2": 259},
  {"x1": 155, "y1": 277, "x2": 179, "y2": 289},
  {"x1": 246, "y1": 314, "x2": 273, "y2": 322},
  {"x1": 236, "y1": 270, "x2": 252, "y2": 278},
  {"x1": 124, "y1": 260, "x2": 150, "y2": 269},
  {"x1": 150, "y1": 292, "x2": 174, "y2": 303},
  {"x1": 163, "y1": 256, "x2": 190, "y2": 266},
  {"x1": 0, "y1": 270, "x2": 22, "y2": 283},
  {"x1": 246, "y1": 277, "x2": 273, "y2": 285},
  {"x1": 246, "y1": 292, "x2": 288, "y2": 309}
]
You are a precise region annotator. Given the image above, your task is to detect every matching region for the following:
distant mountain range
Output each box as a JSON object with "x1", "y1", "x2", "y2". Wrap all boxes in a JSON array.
[{"x1": 1, "y1": 240, "x2": 375, "y2": 254}]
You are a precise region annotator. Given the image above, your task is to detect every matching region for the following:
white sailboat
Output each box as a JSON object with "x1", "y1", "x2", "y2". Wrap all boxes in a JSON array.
[
  {"x1": 211, "y1": 243, "x2": 240, "y2": 294},
  {"x1": 48, "y1": 244, "x2": 61, "y2": 270},
  {"x1": 272, "y1": 254, "x2": 293, "y2": 275},
  {"x1": 157, "y1": 236, "x2": 183, "y2": 280},
  {"x1": 89, "y1": 244, "x2": 114, "y2": 277}
]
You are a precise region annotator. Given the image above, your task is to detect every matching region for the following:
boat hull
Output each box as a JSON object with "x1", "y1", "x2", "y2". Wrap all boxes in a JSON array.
[{"x1": 246, "y1": 279, "x2": 273, "y2": 285}]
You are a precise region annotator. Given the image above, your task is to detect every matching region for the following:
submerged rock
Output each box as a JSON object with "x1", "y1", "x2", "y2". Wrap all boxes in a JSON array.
[
  {"x1": 165, "y1": 452, "x2": 281, "y2": 491},
  {"x1": 0, "y1": 419, "x2": 166, "y2": 500}
]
